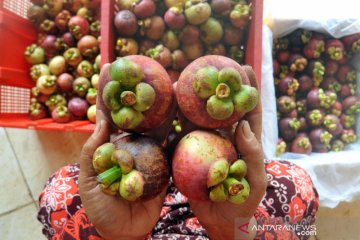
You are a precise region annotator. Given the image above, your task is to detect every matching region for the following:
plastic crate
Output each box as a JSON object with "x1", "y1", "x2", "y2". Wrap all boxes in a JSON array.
[
  {"x1": 0, "y1": 0, "x2": 95, "y2": 132},
  {"x1": 100, "y1": 0, "x2": 264, "y2": 86}
]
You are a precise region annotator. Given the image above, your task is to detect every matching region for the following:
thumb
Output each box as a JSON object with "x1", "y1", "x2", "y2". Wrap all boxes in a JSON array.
[
  {"x1": 80, "y1": 111, "x2": 110, "y2": 178},
  {"x1": 235, "y1": 120, "x2": 266, "y2": 198}
]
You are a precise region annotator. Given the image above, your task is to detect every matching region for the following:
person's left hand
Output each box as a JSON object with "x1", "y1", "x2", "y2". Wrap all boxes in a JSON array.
[{"x1": 186, "y1": 66, "x2": 267, "y2": 240}]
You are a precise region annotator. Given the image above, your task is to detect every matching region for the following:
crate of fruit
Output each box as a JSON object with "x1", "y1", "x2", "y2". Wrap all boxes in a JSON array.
[
  {"x1": 0, "y1": 0, "x2": 101, "y2": 132},
  {"x1": 0, "y1": 0, "x2": 263, "y2": 132},
  {"x1": 261, "y1": 2, "x2": 360, "y2": 207},
  {"x1": 101, "y1": 0, "x2": 263, "y2": 83}
]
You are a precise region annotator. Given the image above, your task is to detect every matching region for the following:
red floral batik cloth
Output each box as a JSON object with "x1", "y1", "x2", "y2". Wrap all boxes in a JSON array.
[{"x1": 37, "y1": 160, "x2": 318, "y2": 240}]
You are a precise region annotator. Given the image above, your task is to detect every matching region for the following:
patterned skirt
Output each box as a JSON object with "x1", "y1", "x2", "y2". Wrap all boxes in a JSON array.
[{"x1": 37, "y1": 159, "x2": 319, "y2": 240}]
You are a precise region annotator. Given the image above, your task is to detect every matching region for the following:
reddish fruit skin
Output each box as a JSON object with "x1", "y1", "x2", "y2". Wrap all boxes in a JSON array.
[
  {"x1": 223, "y1": 26, "x2": 243, "y2": 46},
  {"x1": 325, "y1": 39, "x2": 344, "y2": 60},
  {"x1": 68, "y1": 16, "x2": 89, "y2": 39},
  {"x1": 273, "y1": 59, "x2": 280, "y2": 76},
  {"x1": 114, "y1": 10, "x2": 138, "y2": 37},
  {"x1": 211, "y1": 0, "x2": 232, "y2": 14},
  {"x1": 321, "y1": 77, "x2": 340, "y2": 92},
  {"x1": 139, "y1": 39, "x2": 156, "y2": 54},
  {"x1": 343, "y1": 96, "x2": 359, "y2": 113},
  {"x1": 325, "y1": 60, "x2": 339, "y2": 76},
  {"x1": 331, "y1": 101, "x2": 343, "y2": 117},
  {"x1": 172, "y1": 130, "x2": 237, "y2": 201},
  {"x1": 167, "y1": 69, "x2": 180, "y2": 83},
  {"x1": 342, "y1": 33, "x2": 360, "y2": 49},
  {"x1": 176, "y1": 55, "x2": 252, "y2": 129},
  {"x1": 142, "y1": 16, "x2": 165, "y2": 41},
  {"x1": 41, "y1": 35, "x2": 58, "y2": 58},
  {"x1": 98, "y1": 56, "x2": 174, "y2": 132},
  {"x1": 68, "y1": 97, "x2": 88, "y2": 117},
  {"x1": 52, "y1": 107, "x2": 71, "y2": 123},
  {"x1": 339, "y1": 84, "x2": 353, "y2": 98},
  {"x1": 337, "y1": 65, "x2": 354, "y2": 83},
  {"x1": 282, "y1": 109, "x2": 297, "y2": 118},
  {"x1": 56, "y1": 73, "x2": 74, "y2": 92},
  {"x1": 309, "y1": 128, "x2": 329, "y2": 153},
  {"x1": 179, "y1": 25, "x2": 200, "y2": 45},
  {"x1": 279, "y1": 118, "x2": 299, "y2": 141},
  {"x1": 112, "y1": 134, "x2": 170, "y2": 201},
  {"x1": 278, "y1": 76, "x2": 299, "y2": 96},
  {"x1": 61, "y1": 32, "x2": 76, "y2": 47},
  {"x1": 277, "y1": 50, "x2": 290, "y2": 64},
  {"x1": 55, "y1": 10, "x2": 71, "y2": 32},
  {"x1": 297, "y1": 75, "x2": 313, "y2": 93},
  {"x1": 291, "y1": 136, "x2": 312, "y2": 154},
  {"x1": 133, "y1": 0, "x2": 156, "y2": 19},
  {"x1": 77, "y1": 35, "x2": 99, "y2": 58},
  {"x1": 164, "y1": 8, "x2": 186, "y2": 29},
  {"x1": 306, "y1": 88, "x2": 321, "y2": 109},
  {"x1": 303, "y1": 38, "x2": 324, "y2": 59},
  {"x1": 298, "y1": 117, "x2": 307, "y2": 132}
]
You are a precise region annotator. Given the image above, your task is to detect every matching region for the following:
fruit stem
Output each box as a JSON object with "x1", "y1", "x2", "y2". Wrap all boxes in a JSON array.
[
  {"x1": 215, "y1": 83, "x2": 231, "y2": 99},
  {"x1": 121, "y1": 91, "x2": 137, "y2": 106},
  {"x1": 223, "y1": 177, "x2": 244, "y2": 196},
  {"x1": 96, "y1": 166, "x2": 122, "y2": 187}
]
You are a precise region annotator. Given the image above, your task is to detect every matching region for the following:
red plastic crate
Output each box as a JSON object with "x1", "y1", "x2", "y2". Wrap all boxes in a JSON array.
[
  {"x1": 0, "y1": 0, "x2": 95, "y2": 132},
  {"x1": 100, "y1": 0, "x2": 263, "y2": 86}
]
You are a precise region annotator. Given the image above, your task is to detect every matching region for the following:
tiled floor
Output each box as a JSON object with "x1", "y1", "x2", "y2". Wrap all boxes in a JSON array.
[
  {"x1": 0, "y1": 127, "x2": 91, "y2": 239},
  {"x1": 1, "y1": 126, "x2": 359, "y2": 239}
]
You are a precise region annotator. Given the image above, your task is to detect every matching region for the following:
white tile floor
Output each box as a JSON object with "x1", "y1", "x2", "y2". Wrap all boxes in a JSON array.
[
  {"x1": 0, "y1": 127, "x2": 91, "y2": 240},
  {"x1": 0, "y1": 126, "x2": 359, "y2": 239}
]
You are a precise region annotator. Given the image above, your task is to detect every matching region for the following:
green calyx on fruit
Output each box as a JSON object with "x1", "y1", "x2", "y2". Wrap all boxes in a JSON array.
[
  {"x1": 192, "y1": 66, "x2": 258, "y2": 120},
  {"x1": 343, "y1": 115, "x2": 356, "y2": 128},
  {"x1": 100, "y1": 181, "x2": 120, "y2": 196},
  {"x1": 119, "y1": 170, "x2": 145, "y2": 201},
  {"x1": 96, "y1": 166, "x2": 122, "y2": 187},
  {"x1": 109, "y1": 58, "x2": 143, "y2": 87},
  {"x1": 341, "y1": 132, "x2": 357, "y2": 144},
  {"x1": 314, "y1": 41, "x2": 325, "y2": 57},
  {"x1": 111, "y1": 149, "x2": 134, "y2": 174},
  {"x1": 352, "y1": 39, "x2": 360, "y2": 51},
  {"x1": 93, "y1": 143, "x2": 116, "y2": 173},
  {"x1": 209, "y1": 183, "x2": 228, "y2": 202},
  {"x1": 229, "y1": 159, "x2": 247, "y2": 180},
  {"x1": 230, "y1": 2, "x2": 250, "y2": 19},
  {"x1": 206, "y1": 95, "x2": 234, "y2": 120},
  {"x1": 289, "y1": 118, "x2": 301, "y2": 130},
  {"x1": 290, "y1": 58, "x2": 308, "y2": 72},
  {"x1": 192, "y1": 66, "x2": 219, "y2": 99},
  {"x1": 346, "y1": 102, "x2": 360, "y2": 115},
  {"x1": 218, "y1": 67, "x2": 242, "y2": 92},
  {"x1": 318, "y1": 89, "x2": 336, "y2": 109},
  {"x1": 276, "y1": 140, "x2": 287, "y2": 156},
  {"x1": 207, "y1": 158, "x2": 229, "y2": 187},
  {"x1": 331, "y1": 140, "x2": 345, "y2": 152},
  {"x1": 320, "y1": 131, "x2": 333, "y2": 147},
  {"x1": 347, "y1": 70, "x2": 357, "y2": 82},
  {"x1": 323, "y1": 116, "x2": 336, "y2": 131},
  {"x1": 298, "y1": 138, "x2": 311, "y2": 149},
  {"x1": 104, "y1": 60, "x2": 156, "y2": 129},
  {"x1": 102, "y1": 81, "x2": 122, "y2": 111},
  {"x1": 207, "y1": 159, "x2": 249, "y2": 204},
  {"x1": 111, "y1": 107, "x2": 144, "y2": 129},
  {"x1": 233, "y1": 85, "x2": 259, "y2": 113},
  {"x1": 226, "y1": 178, "x2": 250, "y2": 204},
  {"x1": 309, "y1": 109, "x2": 323, "y2": 126},
  {"x1": 327, "y1": 47, "x2": 343, "y2": 61},
  {"x1": 312, "y1": 62, "x2": 325, "y2": 77}
]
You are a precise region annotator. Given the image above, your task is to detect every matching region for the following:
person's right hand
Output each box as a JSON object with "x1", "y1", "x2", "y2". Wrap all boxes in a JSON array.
[{"x1": 78, "y1": 63, "x2": 174, "y2": 240}]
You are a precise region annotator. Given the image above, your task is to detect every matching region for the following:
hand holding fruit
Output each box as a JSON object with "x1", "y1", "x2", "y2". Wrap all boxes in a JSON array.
[{"x1": 174, "y1": 66, "x2": 266, "y2": 240}]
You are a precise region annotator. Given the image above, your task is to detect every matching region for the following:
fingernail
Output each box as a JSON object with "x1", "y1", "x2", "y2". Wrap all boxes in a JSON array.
[{"x1": 241, "y1": 120, "x2": 254, "y2": 140}]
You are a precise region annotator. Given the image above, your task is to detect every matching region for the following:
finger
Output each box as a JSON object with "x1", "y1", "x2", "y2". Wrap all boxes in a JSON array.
[
  {"x1": 80, "y1": 118, "x2": 110, "y2": 178},
  {"x1": 235, "y1": 120, "x2": 266, "y2": 198},
  {"x1": 242, "y1": 65, "x2": 262, "y2": 141}
]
